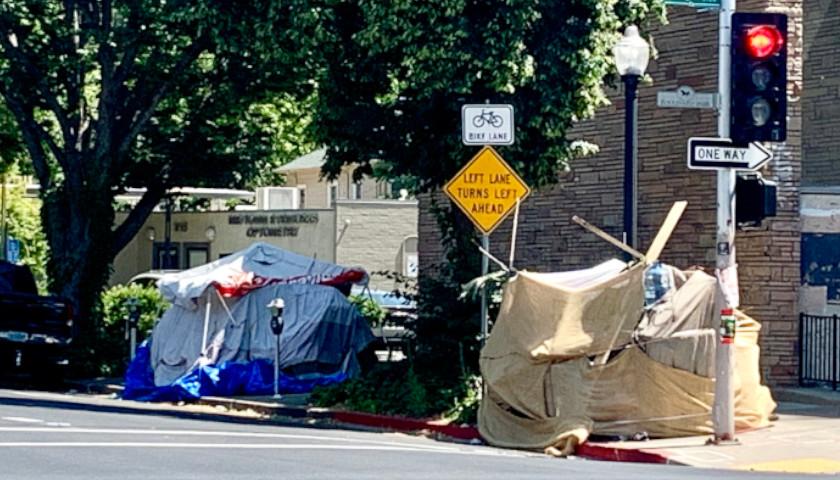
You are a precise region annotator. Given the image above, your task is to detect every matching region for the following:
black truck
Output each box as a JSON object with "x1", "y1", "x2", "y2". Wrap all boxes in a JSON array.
[{"x1": 0, "y1": 261, "x2": 74, "y2": 378}]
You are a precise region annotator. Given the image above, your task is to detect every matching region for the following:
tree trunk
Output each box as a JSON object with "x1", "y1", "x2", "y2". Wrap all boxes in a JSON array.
[{"x1": 41, "y1": 182, "x2": 116, "y2": 374}]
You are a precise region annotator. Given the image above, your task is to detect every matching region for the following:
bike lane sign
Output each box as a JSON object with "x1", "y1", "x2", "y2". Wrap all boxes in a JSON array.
[{"x1": 461, "y1": 104, "x2": 514, "y2": 146}]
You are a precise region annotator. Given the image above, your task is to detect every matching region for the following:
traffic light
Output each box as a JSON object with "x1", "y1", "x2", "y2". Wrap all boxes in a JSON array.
[
  {"x1": 731, "y1": 13, "x2": 787, "y2": 144},
  {"x1": 735, "y1": 173, "x2": 777, "y2": 227}
]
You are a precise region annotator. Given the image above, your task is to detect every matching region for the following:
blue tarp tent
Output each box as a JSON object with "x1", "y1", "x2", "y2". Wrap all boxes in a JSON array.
[{"x1": 124, "y1": 243, "x2": 373, "y2": 401}]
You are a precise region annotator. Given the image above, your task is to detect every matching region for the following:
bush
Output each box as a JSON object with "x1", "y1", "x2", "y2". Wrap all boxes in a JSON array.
[
  {"x1": 95, "y1": 284, "x2": 169, "y2": 376},
  {"x1": 101, "y1": 284, "x2": 168, "y2": 336}
]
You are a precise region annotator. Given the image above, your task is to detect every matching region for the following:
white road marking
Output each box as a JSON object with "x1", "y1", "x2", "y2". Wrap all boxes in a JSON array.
[
  {"x1": 0, "y1": 427, "x2": 456, "y2": 450},
  {"x1": 1, "y1": 417, "x2": 44, "y2": 424},
  {"x1": 0, "y1": 442, "x2": 503, "y2": 456}
]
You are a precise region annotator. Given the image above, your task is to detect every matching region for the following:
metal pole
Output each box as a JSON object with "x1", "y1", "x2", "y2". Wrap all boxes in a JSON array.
[
  {"x1": 1, "y1": 173, "x2": 7, "y2": 261},
  {"x1": 275, "y1": 333, "x2": 281, "y2": 398},
  {"x1": 622, "y1": 74, "x2": 640, "y2": 256},
  {"x1": 164, "y1": 196, "x2": 173, "y2": 269},
  {"x1": 130, "y1": 327, "x2": 137, "y2": 361},
  {"x1": 480, "y1": 234, "x2": 489, "y2": 345},
  {"x1": 713, "y1": 0, "x2": 737, "y2": 443}
]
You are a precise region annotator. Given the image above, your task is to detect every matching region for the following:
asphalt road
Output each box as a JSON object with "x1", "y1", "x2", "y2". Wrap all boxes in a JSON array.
[{"x1": 0, "y1": 388, "x2": 815, "y2": 480}]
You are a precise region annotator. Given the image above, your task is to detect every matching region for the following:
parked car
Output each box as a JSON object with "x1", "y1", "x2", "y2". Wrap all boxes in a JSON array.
[
  {"x1": 127, "y1": 270, "x2": 181, "y2": 288},
  {"x1": 0, "y1": 261, "x2": 74, "y2": 379}
]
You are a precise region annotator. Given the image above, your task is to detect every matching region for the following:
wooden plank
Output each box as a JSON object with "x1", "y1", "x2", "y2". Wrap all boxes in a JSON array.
[
  {"x1": 571, "y1": 215, "x2": 646, "y2": 262},
  {"x1": 645, "y1": 201, "x2": 688, "y2": 263}
]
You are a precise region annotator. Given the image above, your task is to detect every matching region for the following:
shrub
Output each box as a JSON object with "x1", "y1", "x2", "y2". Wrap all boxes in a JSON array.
[{"x1": 95, "y1": 284, "x2": 169, "y2": 376}]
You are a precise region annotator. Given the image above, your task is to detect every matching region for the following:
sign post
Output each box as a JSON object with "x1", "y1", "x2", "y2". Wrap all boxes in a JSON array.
[
  {"x1": 713, "y1": 0, "x2": 737, "y2": 444},
  {"x1": 445, "y1": 144, "x2": 530, "y2": 344}
]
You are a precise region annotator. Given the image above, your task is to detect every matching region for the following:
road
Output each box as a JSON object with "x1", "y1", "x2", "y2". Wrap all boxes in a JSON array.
[{"x1": 0, "y1": 388, "x2": 812, "y2": 480}]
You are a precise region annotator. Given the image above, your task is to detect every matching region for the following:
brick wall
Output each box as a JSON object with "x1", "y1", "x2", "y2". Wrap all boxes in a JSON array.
[
  {"x1": 802, "y1": 0, "x2": 840, "y2": 185},
  {"x1": 419, "y1": 2, "x2": 803, "y2": 385}
]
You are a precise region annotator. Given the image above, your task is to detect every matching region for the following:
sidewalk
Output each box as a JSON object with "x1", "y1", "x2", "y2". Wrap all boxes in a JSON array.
[
  {"x1": 69, "y1": 379, "x2": 840, "y2": 473},
  {"x1": 583, "y1": 387, "x2": 840, "y2": 474}
]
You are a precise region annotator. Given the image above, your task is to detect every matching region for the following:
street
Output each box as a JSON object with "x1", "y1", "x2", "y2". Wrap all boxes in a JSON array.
[{"x1": 0, "y1": 388, "x2": 813, "y2": 480}]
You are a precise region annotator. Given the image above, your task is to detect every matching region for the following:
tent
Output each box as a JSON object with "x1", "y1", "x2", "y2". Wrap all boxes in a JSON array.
[
  {"x1": 477, "y1": 203, "x2": 776, "y2": 452},
  {"x1": 123, "y1": 243, "x2": 374, "y2": 401}
]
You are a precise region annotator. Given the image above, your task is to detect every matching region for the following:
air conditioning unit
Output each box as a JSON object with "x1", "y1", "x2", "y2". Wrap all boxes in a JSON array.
[{"x1": 256, "y1": 187, "x2": 301, "y2": 210}]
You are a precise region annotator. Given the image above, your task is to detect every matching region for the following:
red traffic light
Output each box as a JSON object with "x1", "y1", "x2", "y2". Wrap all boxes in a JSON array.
[{"x1": 745, "y1": 25, "x2": 784, "y2": 59}]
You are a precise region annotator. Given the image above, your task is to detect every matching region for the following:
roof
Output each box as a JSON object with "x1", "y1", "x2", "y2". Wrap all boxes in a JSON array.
[{"x1": 276, "y1": 148, "x2": 327, "y2": 173}]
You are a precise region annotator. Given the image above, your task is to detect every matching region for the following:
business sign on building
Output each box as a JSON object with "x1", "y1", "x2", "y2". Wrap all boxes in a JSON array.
[{"x1": 444, "y1": 146, "x2": 530, "y2": 235}]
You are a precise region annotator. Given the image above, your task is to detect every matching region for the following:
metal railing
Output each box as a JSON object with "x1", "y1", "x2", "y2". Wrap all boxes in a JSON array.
[{"x1": 799, "y1": 313, "x2": 840, "y2": 390}]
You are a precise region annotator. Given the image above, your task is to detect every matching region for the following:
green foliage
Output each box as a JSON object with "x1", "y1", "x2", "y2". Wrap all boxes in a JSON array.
[
  {"x1": 95, "y1": 284, "x2": 169, "y2": 376},
  {"x1": 101, "y1": 284, "x2": 169, "y2": 336},
  {"x1": 0, "y1": 1, "x2": 320, "y2": 330},
  {"x1": 312, "y1": 363, "x2": 482, "y2": 424},
  {"x1": 444, "y1": 374, "x2": 482, "y2": 425},
  {"x1": 349, "y1": 294, "x2": 387, "y2": 328},
  {"x1": 2, "y1": 170, "x2": 48, "y2": 291},
  {"x1": 311, "y1": 363, "x2": 430, "y2": 419},
  {"x1": 304, "y1": 0, "x2": 666, "y2": 190}
]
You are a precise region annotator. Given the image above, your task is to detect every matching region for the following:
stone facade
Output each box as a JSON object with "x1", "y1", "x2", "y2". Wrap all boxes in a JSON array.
[{"x1": 419, "y1": 1, "x2": 808, "y2": 385}]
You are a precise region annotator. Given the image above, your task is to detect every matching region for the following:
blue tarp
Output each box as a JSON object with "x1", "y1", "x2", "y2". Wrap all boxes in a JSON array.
[{"x1": 124, "y1": 340, "x2": 348, "y2": 402}]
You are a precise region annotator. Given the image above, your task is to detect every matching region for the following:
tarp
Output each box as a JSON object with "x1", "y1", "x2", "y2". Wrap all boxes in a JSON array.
[
  {"x1": 124, "y1": 244, "x2": 374, "y2": 399},
  {"x1": 158, "y1": 242, "x2": 367, "y2": 308},
  {"x1": 479, "y1": 263, "x2": 776, "y2": 451},
  {"x1": 124, "y1": 340, "x2": 348, "y2": 402}
]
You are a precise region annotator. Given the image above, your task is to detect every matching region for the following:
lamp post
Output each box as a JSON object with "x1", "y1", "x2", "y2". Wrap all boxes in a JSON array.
[{"x1": 613, "y1": 26, "x2": 650, "y2": 254}]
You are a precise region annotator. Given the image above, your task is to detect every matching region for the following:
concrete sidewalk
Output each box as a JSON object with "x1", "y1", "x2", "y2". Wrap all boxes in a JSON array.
[{"x1": 585, "y1": 387, "x2": 840, "y2": 474}]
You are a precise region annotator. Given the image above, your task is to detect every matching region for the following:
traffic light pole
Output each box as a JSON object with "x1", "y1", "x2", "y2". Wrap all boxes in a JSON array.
[{"x1": 713, "y1": 0, "x2": 737, "y2": 443}]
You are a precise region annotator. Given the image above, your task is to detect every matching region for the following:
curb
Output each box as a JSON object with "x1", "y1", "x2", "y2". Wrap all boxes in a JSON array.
[
  {"x1": 329, "y1": 410, "x2": 481, "y2": 441},
  {"x1": 65, "y1": 379, "x2": 481, "y2": 441},
  {"x1": 575, "y1": 443, "x2": 674, "y2": 465}
]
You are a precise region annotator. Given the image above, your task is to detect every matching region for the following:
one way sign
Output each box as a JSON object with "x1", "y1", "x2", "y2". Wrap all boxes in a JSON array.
[{"x1": 687, "y1": 137, "x2": 772, "y2": 171}]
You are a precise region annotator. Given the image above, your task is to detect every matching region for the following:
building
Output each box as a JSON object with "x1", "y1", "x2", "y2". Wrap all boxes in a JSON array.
[
  {"x1": 112, "y1": 150, "x2": 418, "y2": 290},
  {"x1": 419, "y1": 0, "x2": 838, "y2": 386}
]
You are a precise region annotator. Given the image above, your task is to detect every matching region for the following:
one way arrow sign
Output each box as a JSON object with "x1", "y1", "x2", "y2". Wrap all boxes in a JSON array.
[{"x1": 687, "y1": 137, "x2": 772, "y2": 171}]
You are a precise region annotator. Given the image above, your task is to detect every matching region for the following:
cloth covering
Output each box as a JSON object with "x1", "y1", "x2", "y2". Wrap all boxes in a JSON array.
[
  {"x1": 148, "y1": 283, "x2": 374, "y2": 387},
  {"x1": 479, "y1": 263, "x2": 776, "y2": 450},
  {"x1": 158, "y1": 242, "x2": 366, "y2": 308}
]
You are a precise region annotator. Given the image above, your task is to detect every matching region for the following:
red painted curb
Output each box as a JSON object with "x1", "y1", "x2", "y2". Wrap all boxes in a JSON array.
[
  {"x1": 330, "y1": 410, "x2": 481, "y2": 441},
  {"x1": 575, "y1": 443, "x2": 671, "y2": 464}
]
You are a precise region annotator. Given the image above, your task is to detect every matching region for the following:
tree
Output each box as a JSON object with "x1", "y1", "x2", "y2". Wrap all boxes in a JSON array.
[
  {"x1": 302, "y1": 0, "x2": 666, "y2": 385},
  {"x1": 0, "y1": 2, "x2": 314, "y2": 331}
]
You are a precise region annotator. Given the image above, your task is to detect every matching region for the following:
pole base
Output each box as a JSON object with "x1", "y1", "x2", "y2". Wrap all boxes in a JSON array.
[{"x1": 706, "y1": 436, "x2": 740, "y2": 446}]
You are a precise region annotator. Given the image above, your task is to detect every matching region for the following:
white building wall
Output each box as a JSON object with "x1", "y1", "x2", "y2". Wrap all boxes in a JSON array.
[{"x1": 335, "y1": 200, "x2": 418, "y2": 290}]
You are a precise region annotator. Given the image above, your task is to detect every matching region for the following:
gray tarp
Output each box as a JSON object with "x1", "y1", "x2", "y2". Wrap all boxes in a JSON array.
[{"x1": 150, "y1": 283, "x2": 374, "y2": 387}]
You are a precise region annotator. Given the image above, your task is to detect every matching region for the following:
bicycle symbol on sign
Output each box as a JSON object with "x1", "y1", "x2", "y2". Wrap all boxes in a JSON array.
[{"x1": 472, "y1": 109, "x2": 504, "y2": 128}]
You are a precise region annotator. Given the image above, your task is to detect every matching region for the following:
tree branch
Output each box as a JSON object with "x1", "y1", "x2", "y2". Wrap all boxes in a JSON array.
[
  {"x1": 111, "y1": 183, "x2": 167, "y2": 255},
  {"x1": 0, "y1": 17, "x2": 74, "y2": 149},
  {"x1": 116, "y1": 36, "x2": 209, "y2": 163},
  {"x1": 0, "y1": 90, "x2": 53, "y2": 190}
]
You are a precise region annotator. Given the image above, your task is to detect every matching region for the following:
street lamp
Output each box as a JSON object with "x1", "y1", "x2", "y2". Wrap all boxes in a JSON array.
[{"x1": 613, "y1": 25, "x2": 650, "y2": 254}]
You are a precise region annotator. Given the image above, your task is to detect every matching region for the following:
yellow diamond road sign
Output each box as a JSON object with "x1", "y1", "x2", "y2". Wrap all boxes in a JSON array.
[{"x1": 444, "y1": 146, "x2": 531, "y2": 235}]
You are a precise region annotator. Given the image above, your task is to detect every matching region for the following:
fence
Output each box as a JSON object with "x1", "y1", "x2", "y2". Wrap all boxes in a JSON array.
[{"x1": 799, "y1": 313, "x2": 840, "y2": 390}]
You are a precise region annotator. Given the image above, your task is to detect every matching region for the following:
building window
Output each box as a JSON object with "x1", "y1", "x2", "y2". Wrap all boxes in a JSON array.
[
  {"x1": 401, "y1": 236, "x2": 419, "y2": 278},
  {"x1": 153, "y1": 242, "x2": 180, "y2": 270},
  {"x1": 351, "y1": 180, "x2": 363, "y2": 200},
  {"x1": 328, "y1": 181, "x2": 338, "y2": 207},
  {"x1": 298, "y1": 186, "x2": 306, "y2": 209},
  {"x1": 185, "y1": 243, "x2": 210, "y2": 269}
]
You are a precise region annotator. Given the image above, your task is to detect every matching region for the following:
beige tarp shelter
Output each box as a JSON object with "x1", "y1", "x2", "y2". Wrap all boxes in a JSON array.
[{"x1": 478, "y1": 203, "x2": 776, "y2": 452}]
